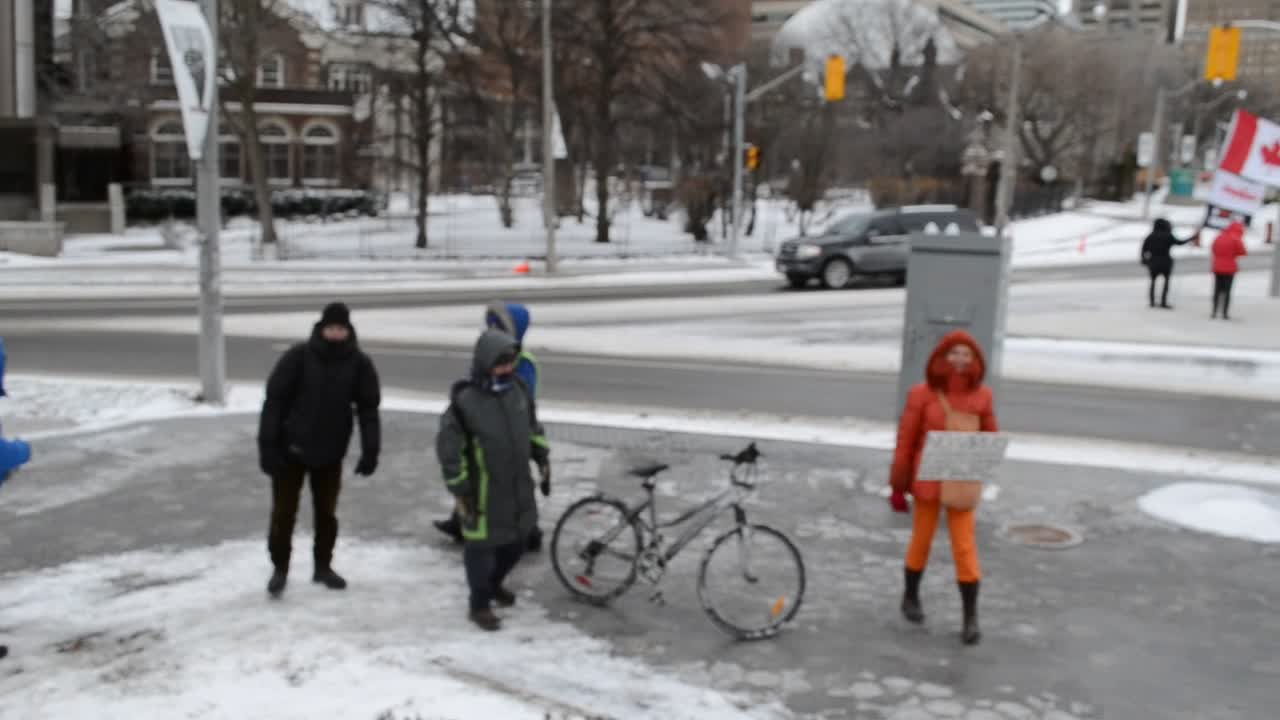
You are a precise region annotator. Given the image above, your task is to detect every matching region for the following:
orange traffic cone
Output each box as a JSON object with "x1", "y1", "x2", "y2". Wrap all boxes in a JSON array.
[{"x1": 513, "y1": 261, "x2": 531, "y2": 275}]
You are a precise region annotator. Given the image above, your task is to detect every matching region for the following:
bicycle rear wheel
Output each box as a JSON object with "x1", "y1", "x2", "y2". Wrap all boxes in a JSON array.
[
  {"x1": 697, "y1": 523, "x2": 806, "y2": 640},
  {"x1": 551, "y1": 496, "x2": 643, "y2": 605}
]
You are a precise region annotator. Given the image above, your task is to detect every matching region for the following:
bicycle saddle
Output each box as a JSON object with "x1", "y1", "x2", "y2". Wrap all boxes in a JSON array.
[{"x1": 629, "y1": 463, "x2": 670, "y2": 479}]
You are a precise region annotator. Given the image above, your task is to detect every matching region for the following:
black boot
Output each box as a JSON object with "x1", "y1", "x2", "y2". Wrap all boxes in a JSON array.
[
  {"x1": 468, "y1": 608, "x2": 501, "y2": 631},
  {"x1": 959, "y1": 581, "x2": 981, "y2": 646},
  {"x1": 267, "y1": 569, "x2": 288, "y2": 598},
  {"x1": 434, "y1": 513, "x2": 463, "y2": 543},
  {"x1": 493, "y1": 586, "x2": 517, "y2": 608},
  {"x1": 901, "y1": 567, "x2": 925, "y2": 624},
  {"x1": 313, "y1": 567, "x2": 348, "y2": 590}
]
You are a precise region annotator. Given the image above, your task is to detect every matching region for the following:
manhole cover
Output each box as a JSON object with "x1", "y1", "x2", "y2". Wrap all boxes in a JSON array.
[{"x1": 999, "y1": 522, "x2": 1083, "y2": 549}]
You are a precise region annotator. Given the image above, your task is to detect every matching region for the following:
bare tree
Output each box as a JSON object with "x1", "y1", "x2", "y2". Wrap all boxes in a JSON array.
[
  {"x1": 550, "y1": 0, "x2": 731, "y2": 243},
  {"x1": 370, "y1": 0, "x2": 465, "y2": 248},
  {"x1": 218, "y1": 0, "x2": 291, "y2": 246}
]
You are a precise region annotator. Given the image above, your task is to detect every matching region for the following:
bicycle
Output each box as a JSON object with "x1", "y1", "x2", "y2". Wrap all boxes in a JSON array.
[{"x1": 549, "y1": 443, "x2": 806, "y2": 640}]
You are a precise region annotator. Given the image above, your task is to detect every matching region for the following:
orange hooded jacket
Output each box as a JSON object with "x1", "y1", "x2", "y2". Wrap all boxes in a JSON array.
[{"x1": 890, "y1": 330, "x2": 999, "y2": 501}]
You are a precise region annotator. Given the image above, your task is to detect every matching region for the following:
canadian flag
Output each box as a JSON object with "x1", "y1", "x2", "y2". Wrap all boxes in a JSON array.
[{"x1": 1218, "y1": 109, "x2": 1280, "y2": 187}]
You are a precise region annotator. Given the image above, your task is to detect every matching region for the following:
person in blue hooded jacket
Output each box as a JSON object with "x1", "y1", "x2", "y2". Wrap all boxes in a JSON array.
[
  {"x1": 434, "y1": 301, "x2": 545, "y2": 550},
  {"x1": 0, "y1": 338, "x2": 34, "y2": 661}
]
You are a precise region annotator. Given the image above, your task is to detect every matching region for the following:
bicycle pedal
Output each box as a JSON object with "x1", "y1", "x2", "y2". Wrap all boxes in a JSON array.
[{"x1": 648, "y1": 591, "x2": 666, "y2": 606}]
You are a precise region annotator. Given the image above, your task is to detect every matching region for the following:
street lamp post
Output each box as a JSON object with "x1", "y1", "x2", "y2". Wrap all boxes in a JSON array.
[
  {"x1": 729, "y1": 65, "x2": 746, "y2": 259},
  {"x1": 541, "y1": 0, "x2": 557, "y2": 274},
  {"x1": 197, "y1": 0, "x2": 225, "y2": 404}
]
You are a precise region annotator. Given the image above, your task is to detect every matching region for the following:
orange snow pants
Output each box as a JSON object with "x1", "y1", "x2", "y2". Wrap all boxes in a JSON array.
[{"x1": 904, "y1": 499, "x2": 981, "y2": 583}]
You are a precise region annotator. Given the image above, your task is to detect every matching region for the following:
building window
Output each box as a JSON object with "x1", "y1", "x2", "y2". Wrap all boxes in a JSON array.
[
  {"x1": 302, "y1": 123, "x2": 340, "y2": 185},
  {"x1": 219, "y1": 124, "x2": 241, "y2": 182},
  {"x1": 257, "y1": 52, "x2": 285, "y2": 88},
  {"x1": 151, "y1": 120, "x2": 192, "y2": 185},
  {"x1": 337, "y1": 1, "x2": 364, "y2": 27},
  {"x1": 328, "y1": 63, "x2": 372, "y2": 94},
  {"x1": 259, "y1": 121, "x2": 293, "y2": 185},
  {"x1": 151, "y1": 51, "x2": 174, "y2": 85}
]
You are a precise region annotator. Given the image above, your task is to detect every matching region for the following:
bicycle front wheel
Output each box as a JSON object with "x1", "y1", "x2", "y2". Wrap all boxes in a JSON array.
[
  {"x1": 697, "y1": 523, "x2": 806, "y2": 640},
  {"x1": 551, "y1": 496, "x2": 642, "y2": 605}
]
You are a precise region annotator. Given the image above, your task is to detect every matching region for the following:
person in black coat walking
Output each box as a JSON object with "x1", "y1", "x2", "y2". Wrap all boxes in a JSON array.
[
  {"x1": 1141, "y1": 218, "x2": 1199, "y2": 309},
  {"x1": 258, "y1": 302, "x2": 381, "y2": 598}
]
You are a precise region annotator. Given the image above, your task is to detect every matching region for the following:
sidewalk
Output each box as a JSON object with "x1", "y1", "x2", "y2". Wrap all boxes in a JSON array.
[{"x1": 2, "y1": 404, "x2": 1277, "y2": 719}]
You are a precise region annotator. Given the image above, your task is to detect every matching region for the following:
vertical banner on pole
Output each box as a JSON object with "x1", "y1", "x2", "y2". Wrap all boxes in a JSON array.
[{"x1": 155, "y1": 0, "x2": 216, "y2": 160}]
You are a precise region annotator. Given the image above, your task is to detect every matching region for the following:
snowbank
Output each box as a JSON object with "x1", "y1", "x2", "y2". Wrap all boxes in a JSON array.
[
  {"x1": 1138, "y1": 482, "x2": 1280, "y2": 543},
  {"x1": 0, "y1": 540, "x2": 783, "y2": 719}
]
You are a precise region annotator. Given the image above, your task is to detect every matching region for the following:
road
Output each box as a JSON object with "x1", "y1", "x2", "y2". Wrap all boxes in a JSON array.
[
  {"x1": 6, "y1": 328, "x2": 1278, "y2": 456},
  {"x1": 3, "y1": 253, "x2": 1272, "y2": 318}
]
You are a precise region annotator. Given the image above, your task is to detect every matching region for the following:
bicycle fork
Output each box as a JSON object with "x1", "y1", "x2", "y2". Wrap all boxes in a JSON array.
[{"x1": 734, "y1": 505, "x2": 759, "y2": 584}]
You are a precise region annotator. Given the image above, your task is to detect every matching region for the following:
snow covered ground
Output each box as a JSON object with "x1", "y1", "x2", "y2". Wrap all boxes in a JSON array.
[
  {"x1": 0, "y1": 539, "x2": 784, "y2": 719},
  {"x1": 1138, "y1": 482, "x2": 1280, "y2": 544}
]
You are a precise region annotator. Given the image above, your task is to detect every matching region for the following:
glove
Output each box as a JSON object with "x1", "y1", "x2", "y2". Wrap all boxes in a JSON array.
[
  {"x1": 889, "y1": 489, "x2": 910, "y2": 514},
  {"x1": 259, "y1": 448, "x2": 286, "y2": 477},
  {"x1": 538, "y1": 460, "x2": 551, "y2": 497},
  {"x1": 354, "y1": 455, "x2": 378, "y2": 477}
]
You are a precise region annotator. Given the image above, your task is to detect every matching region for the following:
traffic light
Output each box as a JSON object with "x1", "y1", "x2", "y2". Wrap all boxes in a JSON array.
[
  {"x1": 824, "y1": 55, "x2": 845, "y2": 102},
  {"x1": 745, "y1": 144, "x2": 760, "y2": 172},
  {"x1": 1205, "y1": 25, "x2": 1241, "y2": 82}
]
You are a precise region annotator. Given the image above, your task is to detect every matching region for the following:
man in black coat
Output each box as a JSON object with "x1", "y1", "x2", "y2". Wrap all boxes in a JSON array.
[
  {"x1": 258, "y1": 302, "x2": 381, "y2": 598},
  {"x1": 1141, "y1": 218, "x2": 1199, "y2": 309}
]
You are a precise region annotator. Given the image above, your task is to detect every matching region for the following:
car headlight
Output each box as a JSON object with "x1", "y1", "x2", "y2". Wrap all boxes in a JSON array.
[{"x1": 797, "y1": 244, "x2": 822, "y2": 259}]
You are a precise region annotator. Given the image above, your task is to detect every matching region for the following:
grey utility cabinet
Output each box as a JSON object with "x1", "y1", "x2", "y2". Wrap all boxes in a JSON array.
[{"x1": 895, "y1": 228, "x2": 1009, "y2": 417}]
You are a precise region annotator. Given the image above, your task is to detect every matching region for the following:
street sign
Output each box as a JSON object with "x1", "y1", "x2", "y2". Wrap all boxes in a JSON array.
[
  {"x1": 1039, "y1": 165, "x2": 1058, "y2": 183},
  {"x1": 1180, "y1": 135, "x2": 1196, "y2": 165},
  {"x1": 1137, "y1": 132, "x2": 1155, "y2": 168},
  {"x1": 1205, "y1": 26, "x2": 1242, "y2": 82}
]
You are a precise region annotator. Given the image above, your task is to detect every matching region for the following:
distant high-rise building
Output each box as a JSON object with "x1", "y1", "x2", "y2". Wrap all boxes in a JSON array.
[
  {"x1": 964, "y1": 0, "x2": 1058, "y2": 29},
  {"x1": 1181, "y1": 0, "x2": 1280, "y2": 83}
]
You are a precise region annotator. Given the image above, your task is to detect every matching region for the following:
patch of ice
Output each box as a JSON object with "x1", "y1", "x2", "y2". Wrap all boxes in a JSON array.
[
  {"x1": 1137, "y1": 482, "x2": 1280, "y2": 543},
  {"x1": 0, "y1": 540, "x2": 785, "y2": 719}
]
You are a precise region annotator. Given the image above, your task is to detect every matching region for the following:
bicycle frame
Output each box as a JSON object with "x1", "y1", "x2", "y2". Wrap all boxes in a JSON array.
[{"x1": 626, "y1": 462, "x2": 759, "y2": 564}]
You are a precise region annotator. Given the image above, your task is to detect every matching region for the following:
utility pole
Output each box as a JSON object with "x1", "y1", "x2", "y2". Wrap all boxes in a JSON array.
[
  {"x1": 1142, "y1": 86, "x2": 1165, "y2": 221},
  {"x1": 197, "y1": 0, "x2": 225, "y2": 404},
  {"x1": 993, "y1": 40, "x2": 1021, "y2": 238},
  {"x1": 729, "y1": 64, "x2": 745, "y2": 259},
  {"x1": 541, "y1": 0, "x2": 557, "y2": 273}
]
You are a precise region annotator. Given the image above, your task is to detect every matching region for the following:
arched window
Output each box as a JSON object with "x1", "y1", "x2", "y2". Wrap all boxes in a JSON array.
[
  {"x1": 257, "y1": 52, "x2": 285, "y2": 88},
  {"x1": 219, "y1": 123, "x2": 241, "y2": 182},
  {"x1": 151, "y1": 120, "x2": 191, "y2": 185},
  {"x1": 301, "y1": 122, "x2": 340, "y2": 185},
  {"x1": 259, "y1": 121, "x2": 293, "y2": 185}
]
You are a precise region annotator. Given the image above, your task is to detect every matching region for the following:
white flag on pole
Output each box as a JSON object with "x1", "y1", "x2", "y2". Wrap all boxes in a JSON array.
[
  {"x1": 551, "y1": 106, "x2": 568, "y2": 160},
  {"x1": 155, "y1": 0, "x2": 216, "y2": 161}
]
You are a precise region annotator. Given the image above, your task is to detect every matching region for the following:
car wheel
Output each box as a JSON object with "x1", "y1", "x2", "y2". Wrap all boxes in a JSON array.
[
  {"x1": 786, "y1": 274, "x2": 810, "y2": 289},
  {"x1": 820, "y1": 258, "x2": 853, "y2": 289}
]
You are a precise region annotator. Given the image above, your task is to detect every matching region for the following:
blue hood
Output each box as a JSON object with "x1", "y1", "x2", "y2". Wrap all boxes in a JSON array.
[
  {"x1": 485, "y1": 302, "x2": 531, "y2": 344},
  {"x1": 0, "y1": 337, "x2": 7, "y2": 397}
]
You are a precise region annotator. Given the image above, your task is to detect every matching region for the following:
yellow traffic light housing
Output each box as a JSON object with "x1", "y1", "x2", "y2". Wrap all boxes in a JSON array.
[
  {"x1": 1205, "y1": 25, "x2": 1241, "y2": 82},
  {"x1": 824, "y1": 55, "x2": 845, "y2": 102},
  {"x1": 746, "y1": 144, "x2": 760, "y2": 171}
]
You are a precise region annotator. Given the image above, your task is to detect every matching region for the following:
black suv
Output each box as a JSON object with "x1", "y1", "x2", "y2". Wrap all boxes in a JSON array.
[{"x1": 775, "y1": 205, "x2": 982, "y2": 289}]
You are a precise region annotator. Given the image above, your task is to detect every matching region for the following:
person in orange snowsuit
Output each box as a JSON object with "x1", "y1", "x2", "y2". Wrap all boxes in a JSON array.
[{"x1": 889, "y1": 330, "x2": 999, "y2": 646}]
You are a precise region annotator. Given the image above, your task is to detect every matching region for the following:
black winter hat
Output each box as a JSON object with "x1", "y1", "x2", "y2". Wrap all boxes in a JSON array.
[{"x1": 320, "y1": 302, "x2": 351, "y2": 328}]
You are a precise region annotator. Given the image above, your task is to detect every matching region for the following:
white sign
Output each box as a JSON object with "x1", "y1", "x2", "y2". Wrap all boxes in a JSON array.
[
  {"x1": 155, "y1": 0, "x2": 216, "y2": 161},
  {"x1": 1180, "y1": 135, "x2": 1196, "y2": 165},
  {"x1": 1204, "y1": 146, "x2": 1219, "y2": 171},
  {"x1": 1137, "y1": 132, "x2": 1155, "y2": 168},
  {"x1": 1217, "y1": 109, "x2": 1280, "y2": 188},
  {"x1": 1207, "y1": 170, "x2": 1266, "y2": 215},
  {"x1": 917, "y1": 432, "x2": 1010, "y2": 484}
]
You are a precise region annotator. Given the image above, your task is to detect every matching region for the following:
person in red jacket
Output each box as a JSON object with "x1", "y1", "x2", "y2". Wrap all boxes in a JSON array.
[
  {"x1": 889, "y1": 330, "x2": 999, "y2": 646},
  {"x1": 1211, "y1": 222, "x2": 1248, "y2": 320}
]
